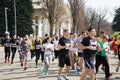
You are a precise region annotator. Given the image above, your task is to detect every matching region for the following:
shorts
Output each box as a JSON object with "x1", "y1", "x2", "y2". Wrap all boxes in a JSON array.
[
  {"x1": 78, "y1": 52, "x2": 83, "y2": 57},
  {"x1": 22, "y1": 51, "x2": 29, "y2": 59},
  {"x1": 59, "y1": 55, "x2": 71, "y2": 68},
  {"x1": 84, "y1": 58, "x2": 95, "y2": 69}
]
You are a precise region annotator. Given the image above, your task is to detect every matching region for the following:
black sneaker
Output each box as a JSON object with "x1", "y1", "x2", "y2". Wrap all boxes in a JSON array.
[
  {"x1": 109, "y1": 73, "x2": 113, "y2": 77},
  {"x1": 24, "y1": 67, "x2": 27, "y2": 70},
  {"x1": 116, "y1": 67, "x2": 119, "y2": 72},
  {"x1": 21, "y1": 63, "x2": 23, "y2": 67},
  {"x1": 11, "y1": 61, "x2": 13, "y2": 64}
]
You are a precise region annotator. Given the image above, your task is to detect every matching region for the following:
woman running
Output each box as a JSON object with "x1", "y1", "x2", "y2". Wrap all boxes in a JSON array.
[
  {"x1": 20, "y1": 35, "x2": 31, "y2": 70},
  {"x1": 4, "y1": 34, "x2": 11, "y2": 63},
  {"x1": 34, "y1": 36, "x2": 41, "y2": 68},
  {"x1": 41, "y1": 37, "x2": 54, "y2": 75},
  {"x1": 10, "y1": 35, "x2": 18, "y2": 64}
]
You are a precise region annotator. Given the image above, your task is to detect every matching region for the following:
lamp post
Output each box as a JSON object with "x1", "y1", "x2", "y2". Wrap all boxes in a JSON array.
[
  {"x1": 5, "y1": 7, "x2": 9, "y2": 34},
  {"x1": 14, "y1": 0, "x2": 17, "y2": 36}
]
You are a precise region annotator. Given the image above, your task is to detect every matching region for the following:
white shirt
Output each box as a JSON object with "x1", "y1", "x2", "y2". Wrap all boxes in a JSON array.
[
  {"x1": 53, "y1": 40, "x2": 59, "y2": 50},
  {"x1": 43, "y1": 43, "x2": 54, "y2": 55}
]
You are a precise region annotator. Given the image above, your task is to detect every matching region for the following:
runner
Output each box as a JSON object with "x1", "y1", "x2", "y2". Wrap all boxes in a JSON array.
[
  {"x1": 4, "y1": 34, "x2": 11, "y2": 63},
  {"x1": 34, "y1": 36, "x2": 42, "y2": 68},
  {"x1": 10, "y1": 35, "x2": 18, "y2": 64},
  {"x1": 18, "y1": 37, "x2": 23, "y2": 62},
  {"x1": 80, "y1": 28, "x2": 98, "y2": 80},
  {"x1": 75, "y1": 31, "x2": 86, "y2": 75},
  {"x1": 57, "y1": 29, "x2": 71, "y2": 80},
  {"x1": 20, "y1": 35, "x2": 31, "y2": 70},
  {"x1": 41, "y1": 37, "x2": 54, "y2": 75},
  {"x1": 53, "y1": 36, "x2": 60, "y2": 59},
  {"x1": 95, "y1": 35, "x2": 112, "y2": 79},
  {"x1": 41, "y1": 34, "x2": 49, "y2": 63},
  {"x1": 97, "y1": 31, "x2": 106, "y2": 71},
  {"x1": 115, "y1": 35, "x2": 120, "y2": 72},
  {"x1": 30, "y1": 37, "x2": 35, "y2": 59},
  {"x1": 69, "y1": 33, "x2": 78, "y2": 70}
]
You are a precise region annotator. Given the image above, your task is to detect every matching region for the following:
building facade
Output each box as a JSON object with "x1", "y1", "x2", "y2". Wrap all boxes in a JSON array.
[{"x1": 32, "y1": 0, "x2": 72, "y2": 37}]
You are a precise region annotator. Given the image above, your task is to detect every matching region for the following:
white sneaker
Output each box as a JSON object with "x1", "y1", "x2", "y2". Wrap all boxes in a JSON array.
[{"x1": 57, "y1": 76, "x2": 62, "y2": 80}]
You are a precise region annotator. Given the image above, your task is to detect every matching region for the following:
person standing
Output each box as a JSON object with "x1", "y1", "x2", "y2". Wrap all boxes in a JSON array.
[
  {"x1": 80, "y1": 28, "x2": 98, "y2": 80},
  {"x1": 57, "y1": 29, "x2": 71, "y2": 80},
  {"x1": 4, "y1": 34, "x2": 11, "y2": 63},
  {"x1": 10, "y1": 35, "x2": 18, "y2": 64}
]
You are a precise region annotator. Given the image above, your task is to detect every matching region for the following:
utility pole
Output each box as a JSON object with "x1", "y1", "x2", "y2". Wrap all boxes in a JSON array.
[
  {"x1": 5, "y1": 7, "x2": 8, "y2": 34},
  {"x1": 14, "y1": 0, "x2": 17, "y2": 36}
]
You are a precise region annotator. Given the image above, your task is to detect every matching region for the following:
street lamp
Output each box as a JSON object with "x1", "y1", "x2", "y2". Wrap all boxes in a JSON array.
[
  {"x1": 14, "y1": 0, "x2": 17, "y2": 36},
  {"x1": 5, "y1": 7, "x2": 9, "y2": 35}
]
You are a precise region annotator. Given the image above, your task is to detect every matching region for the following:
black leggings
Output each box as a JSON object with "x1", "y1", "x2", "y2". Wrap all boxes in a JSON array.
[
  {"x1": 54, "y1": 50, "x2": 59, "y2": 58},
  {"x1": 30, "y1": 50, "x2": 35, "y2": 59},
  {"x1": 95, "y1": 55, "x2": 110, "y2": 78},
  {"x1": 4, "y1": 47, "x2": 11, "y2": 60},
  {"x1": 11, "y1": 48, "x2": 17, "y2": 62},
  {"x1": 118, "y1": 47, "x2": 120, "y2": 60},
  {"x1": 35, "y1": 51, "x2": 41, "y2": 65},
  {"x1": 41, "y1": 51, "x2": 44, "y2": 63}
]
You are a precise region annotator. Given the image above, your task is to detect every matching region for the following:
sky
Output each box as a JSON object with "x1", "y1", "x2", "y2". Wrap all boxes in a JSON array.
[
  {"x1": 86, "y1": 0, "x2": 120, "y2": 22},
  {"x1": 64, "y1": 0, "x2": 120, "y2": 22}
]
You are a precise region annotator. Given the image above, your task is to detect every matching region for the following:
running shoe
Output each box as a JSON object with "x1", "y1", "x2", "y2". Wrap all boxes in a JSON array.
[
  {"x1": 4, "y1": 59, "x2": 7, "y2": 63},
  {"x1": 57, "y1": 76, "x2": 62, "y2": 80},
  {"x1": 11, "y1": 61, "x2": 13, "y2": 64},
  {"x1": 41, "y1": 69, "x2": 46, "y2": 75},
  {"x1": 24, "y1": 67, "x2": 27, "y2": 70},
  {"x1": 21, "y1": 63, "x2": 23, "y2": 66},
  {"x1": 8, "y1": 58, "x2": 10, "y2": 62},
  {"x1": 116, "y1": 67, "x2": 119, "y2": 72},
  {"x1": 36, "y1": 65, "x2": 38, "y2": 68},
  {"x1": 63, "y1": 75, "x2": 69, "y2": 80},
  {"x1": 76, "y1": 68, "x2": 80, "y2": 75}
]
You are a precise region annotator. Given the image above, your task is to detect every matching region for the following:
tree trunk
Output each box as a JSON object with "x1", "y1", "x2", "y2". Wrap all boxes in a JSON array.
[{"x1": 50, "y1": 22, "x2": 54, "y2": 37}]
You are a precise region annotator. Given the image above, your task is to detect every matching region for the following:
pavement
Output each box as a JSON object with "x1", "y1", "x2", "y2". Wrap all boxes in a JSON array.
[{"x1": 0, "y1": 47, "x2": 120, "y2": 80}]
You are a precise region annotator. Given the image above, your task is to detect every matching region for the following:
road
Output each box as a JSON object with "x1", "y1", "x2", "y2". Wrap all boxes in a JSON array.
[{"x1": 0, "y1": 47, "x2": 120, "y2": 80}]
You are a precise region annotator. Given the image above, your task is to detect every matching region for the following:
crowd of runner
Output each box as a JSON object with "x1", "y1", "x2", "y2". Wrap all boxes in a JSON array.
[{"x1": 1, "y1": 28, "x2": 120, "y2": 80}]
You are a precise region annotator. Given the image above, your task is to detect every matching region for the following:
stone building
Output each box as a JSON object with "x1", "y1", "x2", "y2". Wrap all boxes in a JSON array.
[{"x1": 32, "y1": 0, "x2": 72, "y2": 37}]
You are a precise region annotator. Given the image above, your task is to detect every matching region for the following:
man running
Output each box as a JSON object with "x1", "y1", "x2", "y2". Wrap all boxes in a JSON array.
[
  {"x1": 80, "y1": 28, "x2": 98, "y2": 80},
  {"x1": 57, "y1": 29, "x2": 71, "y2": 80}
]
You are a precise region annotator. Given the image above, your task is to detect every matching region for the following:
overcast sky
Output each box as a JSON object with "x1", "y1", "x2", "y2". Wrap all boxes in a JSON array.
[
  {"x1": 85, "y1": 0, "x2": 120, "y2": 22},
  {"x1": 64, "y1": 0, "x2": 120, "y2": 22}
]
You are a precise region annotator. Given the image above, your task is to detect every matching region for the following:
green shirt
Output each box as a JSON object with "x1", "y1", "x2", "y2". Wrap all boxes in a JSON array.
[{"x1": 99, "y1": 41, "x2": 108, "y2": 57}]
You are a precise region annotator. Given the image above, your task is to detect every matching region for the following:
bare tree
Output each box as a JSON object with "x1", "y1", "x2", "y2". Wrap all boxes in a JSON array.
[
  {"x1": 85, "y1": 8, "x2": 110, "y2": 36},
  {"x1": 44, "y1": 0, "x2": 60, "y2": 36},
  {"x1": 85, "y1": 8, "x2": 97, "y2": 29},
  {"x1": 68, "y1": 0, "x2": 86, "y2": 33}
]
